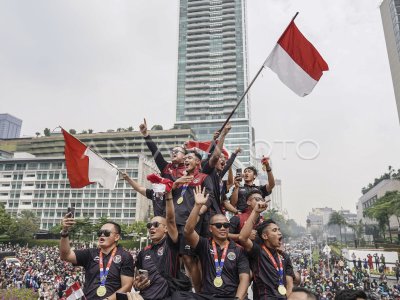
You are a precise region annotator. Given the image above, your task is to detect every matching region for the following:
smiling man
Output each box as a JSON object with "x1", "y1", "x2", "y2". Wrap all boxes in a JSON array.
[
  {"x1": 59, "y1": 217, "x2": 134, "y2": 300},
  {"x1": 140, "y1": 118, "x2": 186, "y2": 181},
  {"x1": 239, "y1": 203, "x2": 289, "y2": 300},
  {"x1": 184, "y1": 186, "x2": 250, "y2": 300}
]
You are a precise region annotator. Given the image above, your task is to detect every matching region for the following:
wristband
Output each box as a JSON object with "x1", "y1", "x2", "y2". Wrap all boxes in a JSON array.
[
  {"x1": 266, "y1": 168, "x2": 272, "y2": 172},
  {"x1": 60, "y1": 230, "x2": 69, "y2": 238}
]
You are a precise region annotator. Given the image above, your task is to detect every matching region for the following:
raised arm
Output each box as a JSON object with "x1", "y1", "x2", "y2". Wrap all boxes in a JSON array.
[
  {"x1": 184, "y1": 186, "x2": 208, "y2": 249},
  {"x1": 208, "y1": 123, "x2": 231, "y2": 168},
  {"x1": 121, "y1": 172, "x2": 146, "y2": 196},
  {"x1": 229, "y1": 176, "x2": 241, "y2": 207},
  {"x1": 140, "y1": 118, "x2": 168, "y2": 172},
  {"x1": 262, "y1": 158, "x2": 275, "y2": 193},
  {"x1": 165, "y1": 191, "x2": 178, "y2": 243},
  {"x1": 59, "y1": 213, "x2": 77, "y2": 264},
  {"x1": 221, "y1": 146, "x2": 241, "y2": 178},
  {"x1": 238, "y1": 202, "x2": 268, "y2": 252}
]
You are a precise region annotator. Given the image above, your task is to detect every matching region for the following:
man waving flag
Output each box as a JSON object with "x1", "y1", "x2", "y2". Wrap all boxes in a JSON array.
[
  {"x1": 264, "y1": 16, "x2": 329, "y2": 97},
  {"x1": 62, "y1": 129, "x2": 118, "y2": 190}
]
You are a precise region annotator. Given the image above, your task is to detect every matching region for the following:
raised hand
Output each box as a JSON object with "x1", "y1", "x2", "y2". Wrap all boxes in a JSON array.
[
  {"x1": 120, "y1": 172, "x2": 129, "y2": 181},
  {"x1": 254, "y1": 201, "x2": 268, "y2": 213},
  {"x1": 139, "y1": 118, "x2": 148, "y2": 136},
  {"x1": 194, "y1": 185, "x2": 209, "y2": 206},
  {"x1": 213, "y1": 130, "x2": 221, "y2": 140},
  {"x1": 234, "y1": 147, "x2": 242, "y2": 154},
  {"x1": 62, "y1": 213, "x2": 76, "y2": 231},
  {"x1": 221, "y1": 122, "x2": 232, "y2": 136}
]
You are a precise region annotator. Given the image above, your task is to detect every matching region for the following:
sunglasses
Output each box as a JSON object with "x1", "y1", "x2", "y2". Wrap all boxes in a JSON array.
[
  {"x1": 171, "y1": 149, "x2": 185, "y2": 155},
  {"x1": 146, "y1": 221, "x2": 165, "y2": 229},
  {"x1": 252, "y1": 196, "x2": 266, "y2": 202},
  {"x1": 97, "y1": 229, "x2": 115, "y2": 237},
  {"x1": 211, "y1": 222, "x2": 230, "y2": 229}
]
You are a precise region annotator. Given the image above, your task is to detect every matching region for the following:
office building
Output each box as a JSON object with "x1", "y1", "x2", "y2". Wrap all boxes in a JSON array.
[
  {"x1": 175, "y1": 0, "x2": 255, "y2": 165},
  {"x1": 0, "y1": 114, "x2": 22, "y2": 139},
  {"x1": 380, "y1": 0, "x2": 400, "y2": 123}
]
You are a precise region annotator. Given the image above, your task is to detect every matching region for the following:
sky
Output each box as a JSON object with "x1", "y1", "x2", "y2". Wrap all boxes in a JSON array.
[{"x1": 1, "y1": 0, "x2": 399, "y2": 225}]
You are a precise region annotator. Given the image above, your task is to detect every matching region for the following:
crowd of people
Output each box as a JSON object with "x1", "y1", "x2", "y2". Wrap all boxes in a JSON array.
[
  {"x1": 0, "y1": 244, "x2": 83, "y2": 299},
  {"x1": 1, "y1": 120, "x2": 400, "y2": 299}
]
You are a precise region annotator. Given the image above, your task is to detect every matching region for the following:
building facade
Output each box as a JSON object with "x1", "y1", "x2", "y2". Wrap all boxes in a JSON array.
[
  {"x1": 0, "y1": 114, "x2": 22, "y2": 139},
  {"x1": 175, "y1": 0, "x2": 254, "y2": 165},
  {"x1": 0, "y1": 129, "x2": 196, "y2": 230},
  {"x1": 356, "y1": 179, "x2": 400, "y2": 228},
  {"x1": 380, "y1": 0, "x2": 400, "y2": 123}
]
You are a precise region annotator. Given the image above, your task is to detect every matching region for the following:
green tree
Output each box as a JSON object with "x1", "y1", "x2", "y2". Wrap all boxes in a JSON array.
[
  {"x1": 127, "y1": 126, "x2": 134, "y2": 132},
  {"x1": 43, "y1": 128, "x2": 51, "y2": 136},
  {"x1": 127, "y1": 221, "x2": 148, "y2": 239},
  {"x1": 69, "y1": 217, "x2": 94, "y2": 242},
  {"x1": 328, "y1": 211, "x2": 347, "y2": 244},
  {"x1": 69, "y1": 129, "x2": 77, "y2": 134},
  {"x1": 93, "y1": 216, "x2": 110, "y2": 233},
  {"x1": 81, "y1": 130, "x2": 88, "y2": 134},
  {"x1": 35, "y1": 132, "x2": 40, "y2": 138},
  {"x1": 9, "y1": 210, "x2": 39, "y2": 239},
  {"x1": 365, "y1": 191, "x2": 399, "y2": 243},
  {"x1": 0, "y1": 203, "x2": 14, "y2": 236},
  {"x1": 88, "y1": 129, "x2": 93, "y2": 134}
]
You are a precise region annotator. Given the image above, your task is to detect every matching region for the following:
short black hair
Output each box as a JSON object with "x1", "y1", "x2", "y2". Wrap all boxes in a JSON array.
[
  {"x1": 291, "y1": 287, "x2": 317, "y2": 300},
  {"x1": 244, "y1": 166, "x2": 258, "y2": 176},
  {"x1": 245, "y1": 189, "x2": 263, "y2": 202},
  {"x1": 186, "y1": 150, "x2": 202, "y2": 161},
  {"x1": 105, "y1": 221, "x2": 121, "y2": 234},
  {"x1": 256, "y1": 219, "x2": 276, "y2": 238},
  {"x1": 334, "y1": 290, "x2": 367, "y2": 300}
]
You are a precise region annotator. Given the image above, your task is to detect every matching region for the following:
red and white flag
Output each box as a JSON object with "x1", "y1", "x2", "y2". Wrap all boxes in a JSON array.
[
  {"x1": 264, "y1": 20, "x2": 329, "y2": 97},
  {"x1": 185, "y1": 140, "x2": 230, "y2": 159},
  {"x1": 65, "y1": 281, "x2": 85, "y2": 300},
  {"x1": 62, "y1": 129, "x2": 118, "y2": 190}
]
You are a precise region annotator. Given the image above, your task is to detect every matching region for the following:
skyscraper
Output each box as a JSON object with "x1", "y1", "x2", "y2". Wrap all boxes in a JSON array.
[
  {"x1": 380, "y1": 0, "x2": 400, "y2": 123},
  {"x1": 175, "y1": 0, "x2": 254, "y2": 165},
  {"x1": 0, "y1": 114, "x2": 22, "y2": 139}
]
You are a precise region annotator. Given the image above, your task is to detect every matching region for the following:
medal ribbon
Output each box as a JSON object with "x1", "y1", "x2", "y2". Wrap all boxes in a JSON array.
[
  {"x1": 99, "y1": 247, "x2": 117, "y2": 287},
  {"x1": 180, "y1": 184, "x2": 189, "y2": 198},
  {"x1": 212, "y1": 240, "x2": 229, "y2": 277},
  {"x1": 262, "y1": 245, "x2": 284, "y2": 286}
]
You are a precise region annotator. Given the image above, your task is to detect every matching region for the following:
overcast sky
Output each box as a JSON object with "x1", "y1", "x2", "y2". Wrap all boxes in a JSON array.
[{"x1": 1, "y1": 0, "x2": 399, "y2": 224}]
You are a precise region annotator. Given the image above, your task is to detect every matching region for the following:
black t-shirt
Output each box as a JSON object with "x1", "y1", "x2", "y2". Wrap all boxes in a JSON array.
[
  {"x1": 136, "y1": 235, "x2": 180, "y2": 300},
  {"x1": 236, "y1": 184, "x2": 271, "y2": 212},
  {"x1": 194, "y1": 237, "x2": 249, "y2": 297},
  {"x1": 74, "y1": 246, "x2": 135, "y2": 299},
  {"x1": 248, "y1": 243, "x2": 288, "y2": 300},
  {"x1": 171, "y1": 176, "x2": 213, "y2": 226},
  {"x1": 201, "y1": 153, "x2": 237, "y2": 214},
  {"x1": 145, "y1": 189, "x2": 165, "y2": 217}
]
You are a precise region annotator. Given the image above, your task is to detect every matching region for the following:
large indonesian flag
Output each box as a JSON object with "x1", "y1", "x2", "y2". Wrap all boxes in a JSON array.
[
  {"x1": 65, "y1": 281, "x2": 85, "y2": 300},
  {"x1": 62, "y1": 129, "x2": 118, "y2": 190},
  {"x1": 264, "y1": 20, "x2": 329, "y2": 97}
]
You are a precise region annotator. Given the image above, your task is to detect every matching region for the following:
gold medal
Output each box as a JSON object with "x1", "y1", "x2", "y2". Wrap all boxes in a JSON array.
[
  {"x1": 213, "y1": 276, "x2": 223, "y2": 287},
  {"x1": 278, "y1": 285, "x2": 287, "y2": 295},
  {"x1": 97, "y1": 285, "x2": 107, "y2": 297},
  {"x1": 177, "y1": 197, "x2": 183, "y2": 204}
]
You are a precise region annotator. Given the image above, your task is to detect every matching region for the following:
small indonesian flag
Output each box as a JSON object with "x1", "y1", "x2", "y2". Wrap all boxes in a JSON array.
[
  {"x1": 65, "y1": 281, "x2": 85, "y2": 300},
  {"x1": 185, "y1": 140, "x2": 230, "y2": 159},
  {"x1": 62, "y1": 129, "x2": 118, "y2": 190},
  {"x1": 264, "y1": 20, "x2": 329, "y2": 97}
]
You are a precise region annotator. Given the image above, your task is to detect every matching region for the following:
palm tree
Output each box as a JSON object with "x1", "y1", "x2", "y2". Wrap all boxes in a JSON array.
[{"x1": 328, "y1": 211, "x2": 347, "y2": 244}]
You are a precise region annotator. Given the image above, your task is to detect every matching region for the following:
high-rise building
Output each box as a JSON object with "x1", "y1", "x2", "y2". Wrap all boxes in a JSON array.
[
  {"x1": 380, "y1": 0, "x2": 400, "y2": 123},
  {"x1": 175, "y1": 0, "x2": 254, "y2": 166},
  {"x1": 0, "y1": 114, "x2": 22, "y2": 139}
]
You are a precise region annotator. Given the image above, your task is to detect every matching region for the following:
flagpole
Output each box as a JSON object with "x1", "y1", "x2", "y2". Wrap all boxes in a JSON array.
[
  {"x1": 217, "y1": 12, "x2": 300, "y2": 135},
  {"x1": 61, "y1": 126, "x2": 123, "y2": 174}
]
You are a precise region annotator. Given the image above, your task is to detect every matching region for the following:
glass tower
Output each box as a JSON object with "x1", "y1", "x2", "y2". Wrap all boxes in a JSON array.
[
  {"x1": 175, "y1": 0, "x2": 254, "y2": 165},
  {"x1": 380, "y1": 0, "x2": 400, "y2": 123}
]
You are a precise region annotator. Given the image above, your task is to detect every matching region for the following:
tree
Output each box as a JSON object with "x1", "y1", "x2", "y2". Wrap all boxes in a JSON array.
[
  {"x1": 81, "y1": 130, "x2": 88, "y2": 134},
  {"x1": 9, "y1": 210, "x2": 39, "y2": 239},
  {"x1": 69, "y1": 217, "x2": 93, "y2": 242},
  {"x1": 328, "y1": 211, "x2": 347, "y2": 244},
  {"x1": 43, "y1": 128, "x2": 51, "y2": 137},
  {"x1": 365, "y1": 191, "x2": 400, "y2": 243},
  {"x1": 35, "y1": 132, "x2": 40, "y2": 138},
  {"x1": 127, "y1": 126, "x2": 134, "y2": 132},
  {"x1": 88, "y1": 129, "x2": 93, "y2": 134},
  {"x1": 151, "y1": 125, "x2": 163, "y2": 131},
  {"x1": 0, "y1": 204, "x2": 14, "y2": 236},
  {"x1": 69, "y1": 129, "x2": 77, "y2": 134}
]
